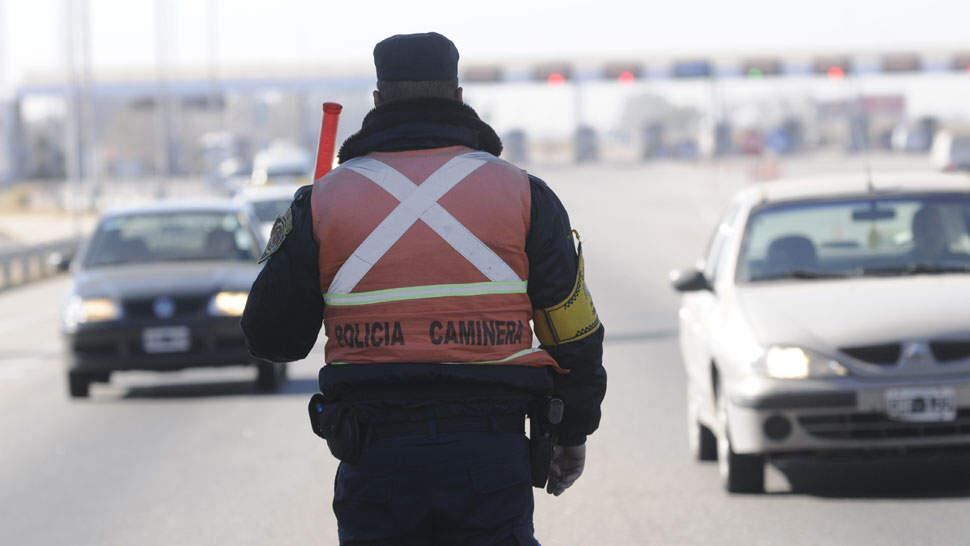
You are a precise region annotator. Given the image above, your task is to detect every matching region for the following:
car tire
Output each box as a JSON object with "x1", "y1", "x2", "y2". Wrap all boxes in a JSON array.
[
  {"x1": 256, "y1": 362, "x2": 287, "y2": 392},
  {"x1": 67, "y1": 372, "x2": 91, "y2": 399},
  {"x1": 689, "y1": 418, "x2": 719, "y2": 462},
  {"x1": 716, "y1": 383, "x2": 765, "y2": 494},
  {"x1": 687, "y1": 395, "x2": 719, "y2": 461}
]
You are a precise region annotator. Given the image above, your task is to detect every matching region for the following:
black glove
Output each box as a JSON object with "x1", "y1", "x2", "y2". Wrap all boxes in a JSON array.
[{"x1": 546, "y1": 444, "x2": 586, "y2": 496}]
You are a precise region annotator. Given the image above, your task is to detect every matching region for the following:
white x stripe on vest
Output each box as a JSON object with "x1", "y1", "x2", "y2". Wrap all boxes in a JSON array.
[{"x1": 324, "y1": 151, "x2": 524, "y2": 306}]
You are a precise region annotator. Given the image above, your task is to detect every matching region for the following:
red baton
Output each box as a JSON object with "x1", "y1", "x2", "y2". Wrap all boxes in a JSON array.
[{"x1": 314, "y1": 102, "x2": 343, "y2": 180}]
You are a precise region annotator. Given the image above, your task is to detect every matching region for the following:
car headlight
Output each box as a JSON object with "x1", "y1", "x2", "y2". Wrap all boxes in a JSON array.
[
  {"x1": 64, "y1": 297, "x2": 121, "y2": 331},
  {"x1": 208, "y1": 291, "x2": 248, "y2": 317},
  {"x1": 756, "y1": 346, "x2": 848, "y2": 379}
]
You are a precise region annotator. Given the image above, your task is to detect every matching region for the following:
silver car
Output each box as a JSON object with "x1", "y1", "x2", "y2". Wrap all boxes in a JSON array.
[{"x1": 673, "y1": 171, "x2": 970, "y2": 493}]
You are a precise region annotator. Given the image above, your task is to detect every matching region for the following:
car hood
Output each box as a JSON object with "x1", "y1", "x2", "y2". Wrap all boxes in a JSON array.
[
  {"x1": 735, "y1": 276, "x2": 970, "y2": 349},
  {"x1": 72, "y1": 262, "x2": 260, "y2": 299}
]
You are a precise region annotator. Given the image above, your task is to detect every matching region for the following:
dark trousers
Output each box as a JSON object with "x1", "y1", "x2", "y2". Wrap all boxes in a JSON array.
[{"x1": 333, "y1": 430, "x2": 539, "y2": 546}]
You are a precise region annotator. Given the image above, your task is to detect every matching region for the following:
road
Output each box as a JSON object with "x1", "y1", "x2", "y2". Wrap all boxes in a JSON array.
[{"x1": 2, "y1": 155, "x2": 970, "y2": 545}]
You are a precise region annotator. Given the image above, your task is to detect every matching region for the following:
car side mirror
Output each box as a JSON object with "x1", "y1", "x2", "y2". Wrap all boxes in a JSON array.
[{"x1": 670, "y1": 267, "x2": 712, "y2": 292}]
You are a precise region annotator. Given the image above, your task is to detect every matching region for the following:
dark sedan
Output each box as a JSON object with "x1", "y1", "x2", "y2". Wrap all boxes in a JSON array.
[{"x1": 62, "y1": 202, "x2": 285, "y2": 398}]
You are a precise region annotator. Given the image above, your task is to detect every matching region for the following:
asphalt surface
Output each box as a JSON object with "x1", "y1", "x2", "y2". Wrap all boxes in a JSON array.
[{"x1": 3, "y1": 155, "x2": 970, "y2": 545}]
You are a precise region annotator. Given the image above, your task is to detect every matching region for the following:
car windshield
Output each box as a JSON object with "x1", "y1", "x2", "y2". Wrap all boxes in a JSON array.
[
  {"x1": 266, "y1": 165, "x2": 307, "y2": 178},
  {"x1": 952, "y1": 136, "x2": 970, "y2": 162},
  {"x1": 83, "y1": 211, "x2": 259, "y2": 268},
  {"x1": 739, "y1": 193, "x2": 970, "y2": 282},
  {"x1": 251, "y1": 199, "x2": 292, "y2": 224}
]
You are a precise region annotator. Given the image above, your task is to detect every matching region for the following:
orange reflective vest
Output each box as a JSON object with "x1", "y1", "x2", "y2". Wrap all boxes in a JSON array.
[{"x1": 310, "y1": 145, "x2": 558, "y2": 369}]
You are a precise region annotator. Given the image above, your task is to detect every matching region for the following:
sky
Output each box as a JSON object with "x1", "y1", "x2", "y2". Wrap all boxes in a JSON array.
[{"x1": 2, "y1": 0, "x2": 970, "y2": 85}]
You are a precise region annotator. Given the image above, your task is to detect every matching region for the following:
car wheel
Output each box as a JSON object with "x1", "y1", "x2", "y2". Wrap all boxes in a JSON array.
[
  {"x1": 67, "y1": 372, "x2": 91, "y2": 399},
  {"x1": 689, "y1": 417, "x2": 719, "y2": 462},
  {"x1": 716, "y1": 383, "x2": 764, "y2": 493},
  {"x1": 687, "y1": 398, "x2": 718, "y2": 462},
  {"x1": 256, "y1": 362, "x2": 287, "y2": 392}
]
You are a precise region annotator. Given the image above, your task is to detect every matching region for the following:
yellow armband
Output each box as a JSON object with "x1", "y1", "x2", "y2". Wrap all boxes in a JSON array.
[{"x1": 533, "y1": 230, "x2": 601, "y2": 346}]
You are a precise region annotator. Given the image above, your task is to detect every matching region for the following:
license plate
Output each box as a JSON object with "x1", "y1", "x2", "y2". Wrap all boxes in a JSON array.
[
  {"x1": 885, "y1": 387, "x2": 956, "y2": 423},
  {"x1": 142, "y1": 326, "x2": 190, "y2": 354}
]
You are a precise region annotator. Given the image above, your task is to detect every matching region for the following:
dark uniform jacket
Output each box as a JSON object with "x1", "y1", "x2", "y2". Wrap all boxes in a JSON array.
[{"x1": 242, "y1": 98, "x2": 606, "y2": 446}]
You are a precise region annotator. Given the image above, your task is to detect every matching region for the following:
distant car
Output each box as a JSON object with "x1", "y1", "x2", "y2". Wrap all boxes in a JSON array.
[
  {"x1": 217, "y1": 157, "x2": 253, "y2": 194},
  {"x1": 251, "y1": 144, "x2": 311, "y2": 187},
  {"x1": 672, "y1": 172, "x2": 970, "y2": 493},
  {"x1": 931, "y1": 130, "x2": 970, "y2": 172},
  {"x1": 737, "y1": 129, "x2": 764, "y2": 156},
  {"x1": 892, "y1": 117, "x2": 938, "y2": 154},
  {"x1": 62, "y1": 202, "x2": 285, "y2": 398},
  {"x1": 235, "y1": 185, "x2": 301, "y2": 244}
]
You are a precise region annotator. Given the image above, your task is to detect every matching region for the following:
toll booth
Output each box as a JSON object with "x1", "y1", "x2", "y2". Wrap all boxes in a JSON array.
[
  {"x1": 502, "y1": 129, "x2": 529, "y2": 164},
  {"x1": 640, "y1": 123, "x2": 664, "y2": 160},
  {"x1": 0, "y1": 99, "x2": 24, "y2": 186},
  {"x1": 574, "y1": 126, "x2": 598, "y2": 163}
]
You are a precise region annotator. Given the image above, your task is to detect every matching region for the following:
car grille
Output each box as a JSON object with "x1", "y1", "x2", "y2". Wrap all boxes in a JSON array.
[
  {"x1": 931, "y1": 341, "x2": 970, "y2": 363},
  {"x1": 841, "y1": 343, "x2": 901, "y2": 366},
  {"x1": 132, "y1": 339, "x2": 198, "y2": 356},
  {"x1": 123, "y1": 295, "x2": 209, "y2": 319},
  {"x1": 74, "y1": 339, "x2": 118, "y2": 357},
  {"x1": 799, "y1": 410, "x2": 970, "y2": 440}
]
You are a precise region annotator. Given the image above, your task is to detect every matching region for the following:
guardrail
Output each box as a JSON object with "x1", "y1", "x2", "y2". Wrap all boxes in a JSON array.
[{"x1": 0, "y1": 238, "x2": 80, "y2": 292}]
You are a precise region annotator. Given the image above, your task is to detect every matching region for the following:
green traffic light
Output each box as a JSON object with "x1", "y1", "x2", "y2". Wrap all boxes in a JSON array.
[{"x1": 747, "y1": 68, "x2": 764, "y2": 79}]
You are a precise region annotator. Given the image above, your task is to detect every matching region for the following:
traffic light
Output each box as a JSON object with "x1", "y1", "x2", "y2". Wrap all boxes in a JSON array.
[
  {"x1": 881, "y1": 53, "x2": 922, "y2": 73},
  {"x1": 603, "y1": 62, "x2": 643, "y2": 83},
  {"x1": 671, "y1": 60, "x2": 713, "y2": 78},
  {"x1": 741, "y1": 58, "x2": 783, "y2": 78},
  {"x1": 813, "y1": 56, "x2": 852, "y2": 79},
  {"x1": 533, "y1": 63, "x2": 573, "y2": 85},
  {"x1": 462, "y1": 65, "x2": 504, "y2": 83}
]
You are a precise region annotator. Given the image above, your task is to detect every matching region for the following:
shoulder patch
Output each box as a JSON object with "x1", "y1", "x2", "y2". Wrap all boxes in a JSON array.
[{"x1": 258, "y1": 206, "x2": 293, "y2": 264}]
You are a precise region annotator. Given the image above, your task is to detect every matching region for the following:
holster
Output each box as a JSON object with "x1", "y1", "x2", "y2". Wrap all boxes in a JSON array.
[
  {"x1": 308, "y1": 393, "x2": 362, "y2": 464},
  {"x1": 528, "y1": 396, "x2": 564, "y2": 488}
]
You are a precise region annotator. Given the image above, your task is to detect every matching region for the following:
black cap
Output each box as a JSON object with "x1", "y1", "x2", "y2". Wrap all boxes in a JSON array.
[{"x1": 373, "y1": 32, "x2": 459, "y2": 82}]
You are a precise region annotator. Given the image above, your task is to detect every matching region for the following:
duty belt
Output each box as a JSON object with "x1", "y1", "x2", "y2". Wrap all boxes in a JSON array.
[{"x1": 364, "y1": 414, "x2": 525, "y2": 443}]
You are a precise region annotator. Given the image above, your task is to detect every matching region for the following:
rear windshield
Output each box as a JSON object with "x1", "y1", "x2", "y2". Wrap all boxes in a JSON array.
[
  {"x1": 83, "y1": 211, "x2": 259, "y2": 268},
  {"x1": 266, "y1": 166, "x2": 307, "y2": 178},
  {"x1": 251, "y1": 198, "x2": 292, "y2": 224},
  {"x1": 739, "y1": 194, "x2": 970, "y2": 282},
  {"x1": 952, "y1": 137, "x2": 970, "y2": 162}
]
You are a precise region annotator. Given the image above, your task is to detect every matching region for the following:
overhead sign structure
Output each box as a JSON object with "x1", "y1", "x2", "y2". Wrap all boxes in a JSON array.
[
  {"x1": 671, "y1": 60, "x2": 713, "y2": 79},
  {"x1": 813, "y1": 56, "x2": 853, "y2": 79},
  {"x1": 881, "y1": 53, "x2": 922, "y2": 73},
  {"x1": 602, "y1": 62, "x2": 643, "y2": 83},
  {"x1": 742, "y1": 58, "x2": 784, "y2": 78},
  {"x1": 462, "y1": 65, "x2": 505, "y2": 84},
  {"x1": 532, "y1": 63, "x2": 573, "y2": 85}
]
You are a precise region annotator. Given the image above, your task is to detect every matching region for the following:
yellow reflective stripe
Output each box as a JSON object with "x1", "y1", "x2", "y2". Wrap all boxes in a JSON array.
[
  {"x1": 328, "y1": 348, "x2": 542, "y2": 366},
  {"x1": 443, "y1": 348, "x2": 543, "y2": 365},
  {"x1": 323, "y1": 281, "x2": 527, "y2": 307}
]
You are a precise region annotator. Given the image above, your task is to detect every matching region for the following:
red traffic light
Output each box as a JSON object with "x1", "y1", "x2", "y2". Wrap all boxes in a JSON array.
[
  {"x1": 617, "y1": 71, "x2": 636, "y2": 83},
  {"x1": 813, "y1": 56, "x2": 851, "y2": 78},
  {"x1": 533, "y1": 63, "x2": 572, "y2": 84},
  {"x1": 547, "y1": 72, "x2": 566, "y2": 85}
]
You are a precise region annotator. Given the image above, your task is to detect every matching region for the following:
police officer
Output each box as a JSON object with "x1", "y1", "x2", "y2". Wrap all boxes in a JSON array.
[{"x1": 242, "y1": 32, "x2": 605, "y2": 545}]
